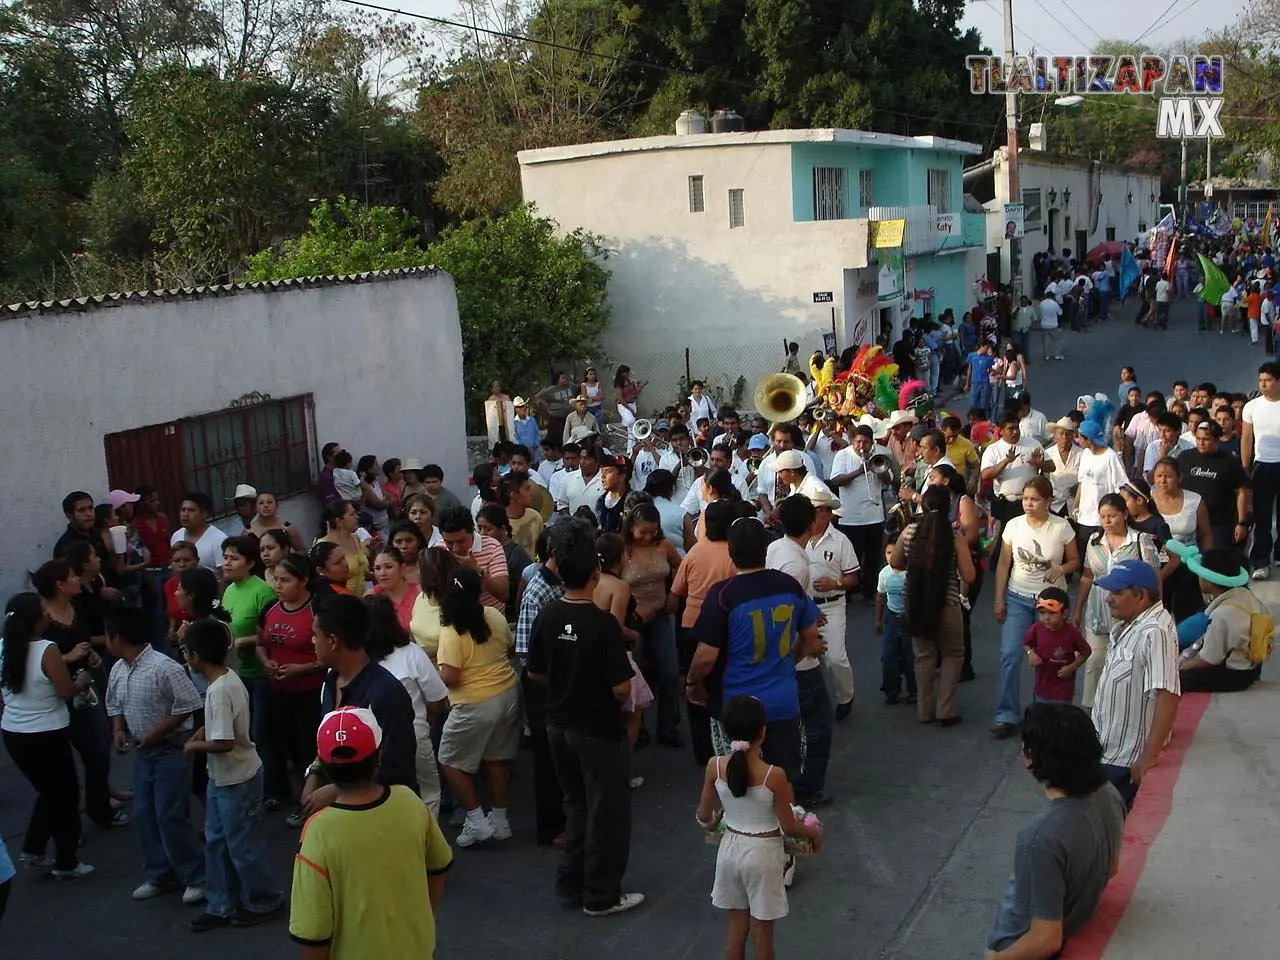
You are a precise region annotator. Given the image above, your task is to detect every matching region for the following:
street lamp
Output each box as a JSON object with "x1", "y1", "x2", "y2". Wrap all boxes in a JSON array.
[
  {"x1": 1054, "y1": 95, "x2": 1085, "y2": 107},
  {"x1": 1127, "y1": 192, "x2": 1133, "y2": 204},
  {"x1": 1150, "y1": 192, "x2": 1156, "y2": 205},
  {"x1": 1063, "y1": 187, "x2": 1071, "y2": 205},
  {"x1": 1048, "y1": 187, "x2": 1058, "y2": 205}
]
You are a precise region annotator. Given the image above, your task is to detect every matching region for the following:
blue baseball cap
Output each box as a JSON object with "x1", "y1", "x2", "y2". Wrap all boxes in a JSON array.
[
  {"x1": 1093, "y1": 559, "x2": 1160, "y2": 594},
  {"x1": 747, "y1": 434, "x2": 770, "y2": 451}
]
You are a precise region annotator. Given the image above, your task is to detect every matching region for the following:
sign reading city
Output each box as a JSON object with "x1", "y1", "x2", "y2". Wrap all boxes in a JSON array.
[{"x1": 966, "y1": 54, "x2": 1225, "y2": 139}]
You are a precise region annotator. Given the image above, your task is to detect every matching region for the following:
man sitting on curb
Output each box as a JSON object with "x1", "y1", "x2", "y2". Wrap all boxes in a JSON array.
[
  {"x1": 1174, "y1": 545, "x2": 1272, "y2": 693},
  {"x1": 985, "y1": 702, "x2": 1125, "y2": 960}
]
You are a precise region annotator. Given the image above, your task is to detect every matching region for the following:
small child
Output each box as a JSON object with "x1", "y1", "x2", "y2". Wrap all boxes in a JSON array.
[
  {"x1": 332, "y1": 449, "x2": 363, "y2": 503},
  {"x1": 1023, "y1": 587, "x2": 1091, "y2": 704},
  {"x1": 695, "y1": 417, "x2": 712, "y2": 447},
  {"x1": 182, "y1": 619, "x2": 284, "y2": 933},
  {"x1": 876, "y1": 540, "x2": 915, "y2": 705},
  {"x1": 696, "y1": 696, "x2": 822, "y2": 960},
  {"x1": 104, "y1": 606, "x2": 207, "y2": 904}
]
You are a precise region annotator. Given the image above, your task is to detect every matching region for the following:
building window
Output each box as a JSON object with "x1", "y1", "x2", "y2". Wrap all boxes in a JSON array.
[
  {"x1": 729, "y1": 189, "x2": 745, "y2": 228},
  {"x1": 688, "y1": 175, "x2": 705, "y2": 213},
  {"x1": 104, "y1": 394, "x2": 315, "y2": 521},
  {"x1": 1105, "y1": 226, "x2": 1116, "y2": 241},
  {"x1": 813, "y1": 167, "x2": 846, "y2": 220},
  {"x1": 1063, "y1": 216, "x2": 1071, "y2": 238},
  {"x1": 858, "y1": 169, "x2": 874, "y2": 209},
  {"x1": 927, "y1": 169, "x2": 952, "y2": 214},
  {"x1": 1022, "y1": 189, "x2": 1043, "y2": 231},
  {"x1": 1139, "y1": 222, "x2": 1147, "y2": 233}
]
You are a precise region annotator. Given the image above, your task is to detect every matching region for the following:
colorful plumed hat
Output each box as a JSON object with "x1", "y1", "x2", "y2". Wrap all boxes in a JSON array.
[{"x1": 1079, "y1": 395, "x2": 1114, "y2": 445}]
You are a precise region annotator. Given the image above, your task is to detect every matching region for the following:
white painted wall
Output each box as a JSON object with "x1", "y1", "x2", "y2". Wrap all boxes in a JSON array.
[
  {"x1": 1, "y1": 272, "x2": 467, "y2": 600},
  {"x1": 520, "y1": 142, "x2": 869, "y2": 411},
  {"x1": 985, "y1": 148, "x2": 1161, "y2": 293}
]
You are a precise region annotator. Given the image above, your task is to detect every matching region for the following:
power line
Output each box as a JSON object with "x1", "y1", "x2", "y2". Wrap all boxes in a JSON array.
[
  {"x1": 1141, "y1": 0, "x2": 1210, "y2": 43},
  {"x1": 976, "y1": 0, "x2": 1050, "y2": 55},
  {"x1": 1028, "y1": 0, "x2": 1092, "y2": 50},
  {"x1": 336, "y1": 0, "x2": 1007, "y2": 137},
  {"x1": 1133, "y1": 0, "x2": 1185, "y2": 46}
]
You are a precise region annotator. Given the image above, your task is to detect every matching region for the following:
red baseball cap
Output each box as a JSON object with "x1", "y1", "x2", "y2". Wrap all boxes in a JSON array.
[{"x1": 316, "y1": 706, "x2": 382, "y2": 764}]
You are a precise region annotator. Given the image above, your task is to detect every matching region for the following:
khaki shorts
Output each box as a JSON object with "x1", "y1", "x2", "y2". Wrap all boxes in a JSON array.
[
  {"x1": 438, "y1": 684, "x2": 522, "y2": 773},
  {"x1": 711, "y1": 831, "x2": 788, "y2": 921}
]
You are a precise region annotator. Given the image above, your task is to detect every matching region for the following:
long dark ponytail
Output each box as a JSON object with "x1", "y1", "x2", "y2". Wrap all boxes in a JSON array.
[
  {"x1": 1, "y1": 593, "x2": 46, "y2": 694},
  {"x1": 904, "y1": 486, "x2": 956, "y2": 642},
  {"x1": 438, "y1": 566, "x2": 490, "y2": 643},
  {"x1": 719, "y1": 695, "x2": 767, "y2": 798},
  {"x1": 178, "y1": 568, "x2": 231, "y2": 623}
]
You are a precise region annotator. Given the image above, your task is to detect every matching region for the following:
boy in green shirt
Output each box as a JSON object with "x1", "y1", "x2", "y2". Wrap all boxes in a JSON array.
[{"x1": 290, "y1": 707, "x2": 453, "y2": 959}]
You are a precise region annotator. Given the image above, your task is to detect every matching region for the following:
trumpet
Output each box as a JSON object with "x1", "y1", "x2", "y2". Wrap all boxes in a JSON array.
[{"x1": 866, "y1": 454, "x2": 895, "y2": 483}]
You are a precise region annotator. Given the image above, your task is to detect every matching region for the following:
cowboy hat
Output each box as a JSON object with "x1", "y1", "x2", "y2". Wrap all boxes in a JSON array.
[
  {"x1": 1050, "y1": 416, "x2": 1077, "y2": 433},
  {"x1": 857, "y1": 414, "x2": 890, "y2": 440},
  {"x1": 886, "y1": 409, "x2": 918, "y2": 429},
  {"x1": 512, "y1": 396, "x2": 529, "y2": 407},
  {"x1": 566, "y1": 424, "x2": 599, "y2": 444},
  {"x1": 806, "y1": 487, "x2": 843, "y2": 515},
  {"x1": 400, "y1": 458, "x2": 425, "y2": 473},
  {"x1": 570, "y1": 394, "x2": 588, "y2": 404}
]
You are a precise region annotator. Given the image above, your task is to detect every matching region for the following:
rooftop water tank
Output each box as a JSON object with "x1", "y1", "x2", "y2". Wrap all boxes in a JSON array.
[
  {"x1": 710, "y1": 109, "x2": 744, "y2": 134},
  {"x1": 675, "y1": 109, "x2": 708, "y2": 136}
]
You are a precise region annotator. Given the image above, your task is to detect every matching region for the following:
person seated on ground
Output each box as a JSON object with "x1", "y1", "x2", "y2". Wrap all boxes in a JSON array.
[{"x1": 1175, "y1": 546, "x2": 1271, "y2": 693}]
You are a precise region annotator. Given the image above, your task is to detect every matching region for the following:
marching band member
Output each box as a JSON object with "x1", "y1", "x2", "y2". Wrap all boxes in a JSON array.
[
  {"x1": 754, "y1": 425, "x2": 822, "y2": 524},
  {"x1": 807, "y1": 488, "x2": 861, "y2": 722},
  {"x1": 773, "y1": 450, "x2": 831, "y2": 505}
]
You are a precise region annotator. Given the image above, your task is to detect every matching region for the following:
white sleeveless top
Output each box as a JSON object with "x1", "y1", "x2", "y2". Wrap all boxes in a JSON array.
[
  {"x1": 714, "y1": 756, "x2": 781, "y2": 835},
  {"x1": 1160, "y1": 489, "x2": 1202, "y2": 545},
  {"x1": 0, "y1": 639, "x2": 69, "y2": 734}
]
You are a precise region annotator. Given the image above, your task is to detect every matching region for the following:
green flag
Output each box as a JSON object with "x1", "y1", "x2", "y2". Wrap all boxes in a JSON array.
[{"x1": 1197, "y1": 253, "x2": 1229, "y2": 306}]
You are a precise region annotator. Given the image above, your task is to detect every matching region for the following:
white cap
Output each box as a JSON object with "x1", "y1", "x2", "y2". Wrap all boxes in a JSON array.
[{"x1": 774, "y1": 450, "x2": 805, "y2": 471}]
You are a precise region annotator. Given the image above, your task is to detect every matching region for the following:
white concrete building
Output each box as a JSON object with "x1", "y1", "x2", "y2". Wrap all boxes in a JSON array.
[
  {"x1": 519, "y1": 126, "x2": 986, "y2": 408},
  {"x1": 964, "y1": 144, "x2": 1162, "y2": 294},
  {"x1": 0, "y1": 268, "x2": 467, "y2": 599}
]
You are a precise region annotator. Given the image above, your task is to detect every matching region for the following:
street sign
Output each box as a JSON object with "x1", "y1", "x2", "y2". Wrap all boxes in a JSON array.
[
  {"x1": 936, "y1": 213, "x2": 958, "y2": 235},
  {"x1": 813, "y1": 291, "x2": 833, "y2": 303}
]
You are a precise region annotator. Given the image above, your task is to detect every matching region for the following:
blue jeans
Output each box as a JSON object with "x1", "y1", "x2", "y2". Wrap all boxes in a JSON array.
[
  {"x1": 1103, "y1": 763, "x2": 1138, "y2": 813},
  {"x1": 640, "y1": 614, "x2": 680, "y2": 739},
  {"x1": 141, "y1": 568, "x2": 175, "y2": 658},
  {"x1": 794, "y1": 667, "x2": 832, "y2": 798},
  {"x1": 1098, "y1": 289, "x2": 1112, "y2": 319},
  {"x1": 1012, "y1": 330, "x2": 1030, "y2": 359},
  {"x1": 969, "y1": 382, "x2": 991, "y2": 414},
  {"x1": 133, "y1": 744, "x2": 205, "y2": 886},
  {"x1": 242, "y1": 676, "x2": 271, "y2": 748},
  {"x1": 205, "y1": 770, "x2": 282, "y2": 917},
  {"x1": 994, "y1": 592, "x2": 1037, "y2": 726},
  {"x1": 879, "y1": 610, "x2": 916, "y2": 698},
  {"x1": 1250, "y1": 462, "x2": 1280, "y2": 568}
]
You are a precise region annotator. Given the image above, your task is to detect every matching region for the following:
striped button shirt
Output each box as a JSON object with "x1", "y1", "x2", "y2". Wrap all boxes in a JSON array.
[
  {"x1": 1092, "y1": 602, "x2": 1181, "y2": 768},
  {"x1": 515, "y1": 565, "x2": 565, "y2": 658},
  {"x1": 105, "y1": 645, "x2": 203, "y2": 745}
]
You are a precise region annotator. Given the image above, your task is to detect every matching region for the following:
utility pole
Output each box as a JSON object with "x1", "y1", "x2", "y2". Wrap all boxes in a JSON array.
[
  {"x1": 1179, "y1": 136, "x2": 1188, "y2": 224},
  {"x1": 1004, "y1": 0, "x2": 1021, "y2": 297}
]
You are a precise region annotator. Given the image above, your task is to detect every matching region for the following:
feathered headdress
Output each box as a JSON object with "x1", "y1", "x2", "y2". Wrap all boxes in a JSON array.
[
  {"x1": 898, "y1": 379, "x2": 930, "y2": 415},
  {"x1": 810, "y1": 352, "x2": 836, "y2": 396},
  {"x1": 1080, "y1": 396, "x2": 1114, "y2": 445},
  {"x1": 833, "y1": 344, "x2": 897, "y2": 385},
  {"x1": 874, "y1": 372, "x2": 898, "y2": 413}
]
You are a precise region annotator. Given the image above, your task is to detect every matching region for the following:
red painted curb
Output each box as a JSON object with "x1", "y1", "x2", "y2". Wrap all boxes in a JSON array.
[{"x1": 1062, "y1": 692, "x2": 1214, "y2": 959}]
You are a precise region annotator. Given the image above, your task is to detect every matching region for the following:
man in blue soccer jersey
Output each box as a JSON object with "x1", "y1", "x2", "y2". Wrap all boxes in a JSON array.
[{"x1": 685, "y1": 517, "x2": 824, "y2": 782}]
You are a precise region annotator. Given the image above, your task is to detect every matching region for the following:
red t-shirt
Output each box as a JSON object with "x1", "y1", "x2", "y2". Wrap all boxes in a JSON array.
[
  {"x1": 164, "y1": 576, "x2": 193, "y2": 626},
  {"x1": 373, "y1": 583, "x2": 422, "y2": 632},
  {"x1": 259, "y1": 598, "x2": 325, "y2": 693},
  {"x1": 135, "y1": 514, "x2": 172, "y2": 566},
  {"x1": 1023, "y1": 622, "x2": 1091, "y2": 702}
]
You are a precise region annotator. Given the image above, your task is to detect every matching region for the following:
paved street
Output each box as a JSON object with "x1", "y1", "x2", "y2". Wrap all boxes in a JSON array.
[{"x1": 1, "y1": 295, "x2": 1269, "y2": 959}]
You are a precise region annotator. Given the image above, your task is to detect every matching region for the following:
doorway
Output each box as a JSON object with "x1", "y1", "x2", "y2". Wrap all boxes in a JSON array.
[
  {"x1": 1075, "y1": 229, "x2": 1088, "y2": 264},
  {"x1": 1047, "y1": 209, "x2": 1059, "y2": 255}
]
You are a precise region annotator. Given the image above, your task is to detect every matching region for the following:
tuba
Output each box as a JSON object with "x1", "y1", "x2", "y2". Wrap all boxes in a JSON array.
[
  {"x1": 633, "y1": 419, "x2": 653, "y2": 442},
  {"x1": 754, "y1": 373, "x2": 807, "y2": 427}
]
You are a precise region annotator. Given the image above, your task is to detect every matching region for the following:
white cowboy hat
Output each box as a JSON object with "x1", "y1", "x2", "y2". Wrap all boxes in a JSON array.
[
  {"x1": 886, "y1": 409, "x2": 918, "y2": 429},
  {"x1": 400, "y1": 458, "x2": 425, "y2": 473},
  {"x1": 512, "y1": 396, "x2": 529, "y2": 407},
  {"x1": 566, "y1": 424, "x2": 599, "y2": 444},
  {"x1": 1050, "y1": 416, "x2": 1077, "y2": 433},
  {"x1": 807, "y1": 487, "x2": 843, "y2": 515},
  {"x1": 857, "y1": 414, "x2": 890, "y2": 440}
]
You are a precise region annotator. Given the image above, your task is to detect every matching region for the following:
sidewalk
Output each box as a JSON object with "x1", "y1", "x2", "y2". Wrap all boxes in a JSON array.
[{"x1": 1064, "y1": 580, "x2": 1280, "y2": 959}]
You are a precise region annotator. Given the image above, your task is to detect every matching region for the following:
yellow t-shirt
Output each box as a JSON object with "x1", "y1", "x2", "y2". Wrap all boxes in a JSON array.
[
  {"x1": 508, "y1": 508, "x2": 544, "y2": 561},
  {"x1": 290, "y1": 785, "x2": 453, "y2": 959},
  {"x1": 410, "y1": 593, "x2": 442, "y2": 661},
  {"x1": 946, "y1": 435, "x2": 981, "y2": 478},
  {"x1": 344, "y1": 548, "x2": 369, "y2": 597},
  {"x1": 435, "y1": 607, "x2": 517, "y2": 705}
]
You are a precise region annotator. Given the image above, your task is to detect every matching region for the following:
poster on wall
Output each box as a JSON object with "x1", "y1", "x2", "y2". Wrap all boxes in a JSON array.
[
  {"x1": 877, "y1": 250, "x2": 905, "y2": 304},
  {"x1": 1003, "y1": 202, "x2": 1025, "y2": 240}
]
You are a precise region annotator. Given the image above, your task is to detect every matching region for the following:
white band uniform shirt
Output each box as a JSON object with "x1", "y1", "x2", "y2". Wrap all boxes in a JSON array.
[
  {"x1": 980, "y1": 436, "x2": 1044, "y2": 500},
  {"x1": 828, "y1": 447, "x2": 886, "y2": 525},
  {"x1": 764, "y1": 536, "x2": 816, "y2": 670},
  {"x1": 807, "y1": 524, "x2": 860, "y2": 704}
]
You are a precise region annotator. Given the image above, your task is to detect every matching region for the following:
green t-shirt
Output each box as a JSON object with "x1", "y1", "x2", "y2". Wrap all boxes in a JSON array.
[{"x1": 221, "y1": 575, "x2": 277, "y2": 679}]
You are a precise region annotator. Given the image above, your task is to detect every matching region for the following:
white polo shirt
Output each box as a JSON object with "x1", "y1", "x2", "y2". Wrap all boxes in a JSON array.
[
  {"x1": 562, "y1": 470, "x2": 605, "y2": 515},
  {"x1": 807, "y1": 525, "x2": 860, "y2": 599},
  {"x1": 170, "y1": 524, "x2": 227, "y2": 572}
]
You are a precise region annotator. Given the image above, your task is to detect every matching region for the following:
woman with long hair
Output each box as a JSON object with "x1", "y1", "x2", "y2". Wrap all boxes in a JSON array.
[
  {"x1": 581, "y1": 366, "x2": 605, "y2": 422},
  {"x1": 371, "y1": 547, "x2": 421, "y2": 632},
  {"x1": 356, "y1": 455, "x2": 391, "y2": 534},
  {"x1": 258, "y1": 528, "x2": 291, "y2": 583},
  {"x1": 695, "y1": 470, "x2": 742, "y2": 541},
  {"x1": 614, "y1": 364, "x2": 647, "y2": 418},
  {"x1": 927, "y1": 463, "x2": 983, "y2": 681},
  {"x1": 621, "y1": 501, "x2": 684, "y2": 747},
  {"x1": 387, "y1": 520, "x2": 428, "y2": 584},
  {"x1": 404, "y1": 494, "x2": 444, "y2": 549},
  {"x1": 316, "y1": 501, "x2": 368, "y2": 596},
  {"x1": 409, "y1": 548, "x2": 460, "y2": 662},
  {"x1": 891, "y1": 486, "x2": 976, "y2": 727},
  {"x1": 2, "y1": 592, "x2": 95, "y2": 878},
  {"x1": 381, "y1": 458, "x2": 405, "y2": 519},
  {"x1": 249, "y1": 492, "x2": 305, "y2": 553},
  {"x1": 435, "y1": 566, "x2": 521, "y2": 847},
  {"x1": 1150, "y1": 457, "x2": 1213, "y2": 622},
  {"x1": 363, "y1": 594, "x2": 448, "y2": 817},
  {"x1": 1074, "y1": 494, "x2": 1160, "y2": 710},
  {"x1": 594, "y1": 533, "x2": 652, "y2": 787},
  {"x1": 31, "y1": 559, "x2": 123, "y2": 828},
  {"x1": 990, "y1": 476, "x2": 1080, "y2": 738},
  {"x1": 255, "y1": 554, "x2": 327, "y2": 822}
]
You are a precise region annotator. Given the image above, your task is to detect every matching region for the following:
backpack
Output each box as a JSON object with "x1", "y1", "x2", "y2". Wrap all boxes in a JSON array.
[{"x1": 1221, "y1": 595, "x2": 1276, "y2": 664}]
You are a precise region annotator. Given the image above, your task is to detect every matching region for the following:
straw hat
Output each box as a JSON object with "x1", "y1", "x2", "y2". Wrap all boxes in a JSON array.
[
  {"x1": 1050, "y1": 416, "x2": 1076, "y2": 433},
  {"x1": 886, "y1": 409, "x2": 918, "y2": 429},
  {"x1": 400, "y1": 458, "x2": 425, "y2": 473},
  {"x1": 807, "y1": 487, "x2": 843, "y2": 515},
  {"x1": 512, "y1": 396, "x2": 529, "y2": 407},
  {"x1": 858, "y1": 414, "x2": 890, "y2": 440}
]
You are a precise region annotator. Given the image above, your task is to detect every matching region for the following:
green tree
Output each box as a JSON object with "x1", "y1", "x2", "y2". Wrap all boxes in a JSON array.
[{"x1": 245, "y1": 197, "x2": 430, "y2": 279}]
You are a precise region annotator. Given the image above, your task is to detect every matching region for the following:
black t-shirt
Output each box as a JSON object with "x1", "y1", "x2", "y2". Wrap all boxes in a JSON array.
[
  {"x1": 527, "y1": 598, "x2": 633, "y2": 740},
  {"x1": 1177, "y1": 448, "x2": 1249, "y2": 527}
]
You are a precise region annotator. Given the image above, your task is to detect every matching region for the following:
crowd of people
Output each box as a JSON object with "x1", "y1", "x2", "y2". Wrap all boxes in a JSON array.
[{"x1": 2, "y1": 245, "x2": 1278, "y2": 957}]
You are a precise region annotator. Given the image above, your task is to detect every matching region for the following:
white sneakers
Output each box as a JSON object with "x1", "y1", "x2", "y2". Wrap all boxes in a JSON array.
[
  {"x1": 131, "y1": 881, "x2": 205, "y2": 903},
  {"x1": 583, "y1": 892, "x2": 645, "y2": 917},
  {"x1": 455, "y1": 813, "x2": 495, "y2": 847},
  {"x1": 50, "y1": 863, "x2": 95, "y2": 880},
  {"x1": 182, "y1": 885, "x2": 207, "y2": 905},
  {"x1": 490, "y1": 812, "x2": 513, "y2": 841},
  {"x1": 1252, "y1": 566, "x2": 1270, "y2": 581}
]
